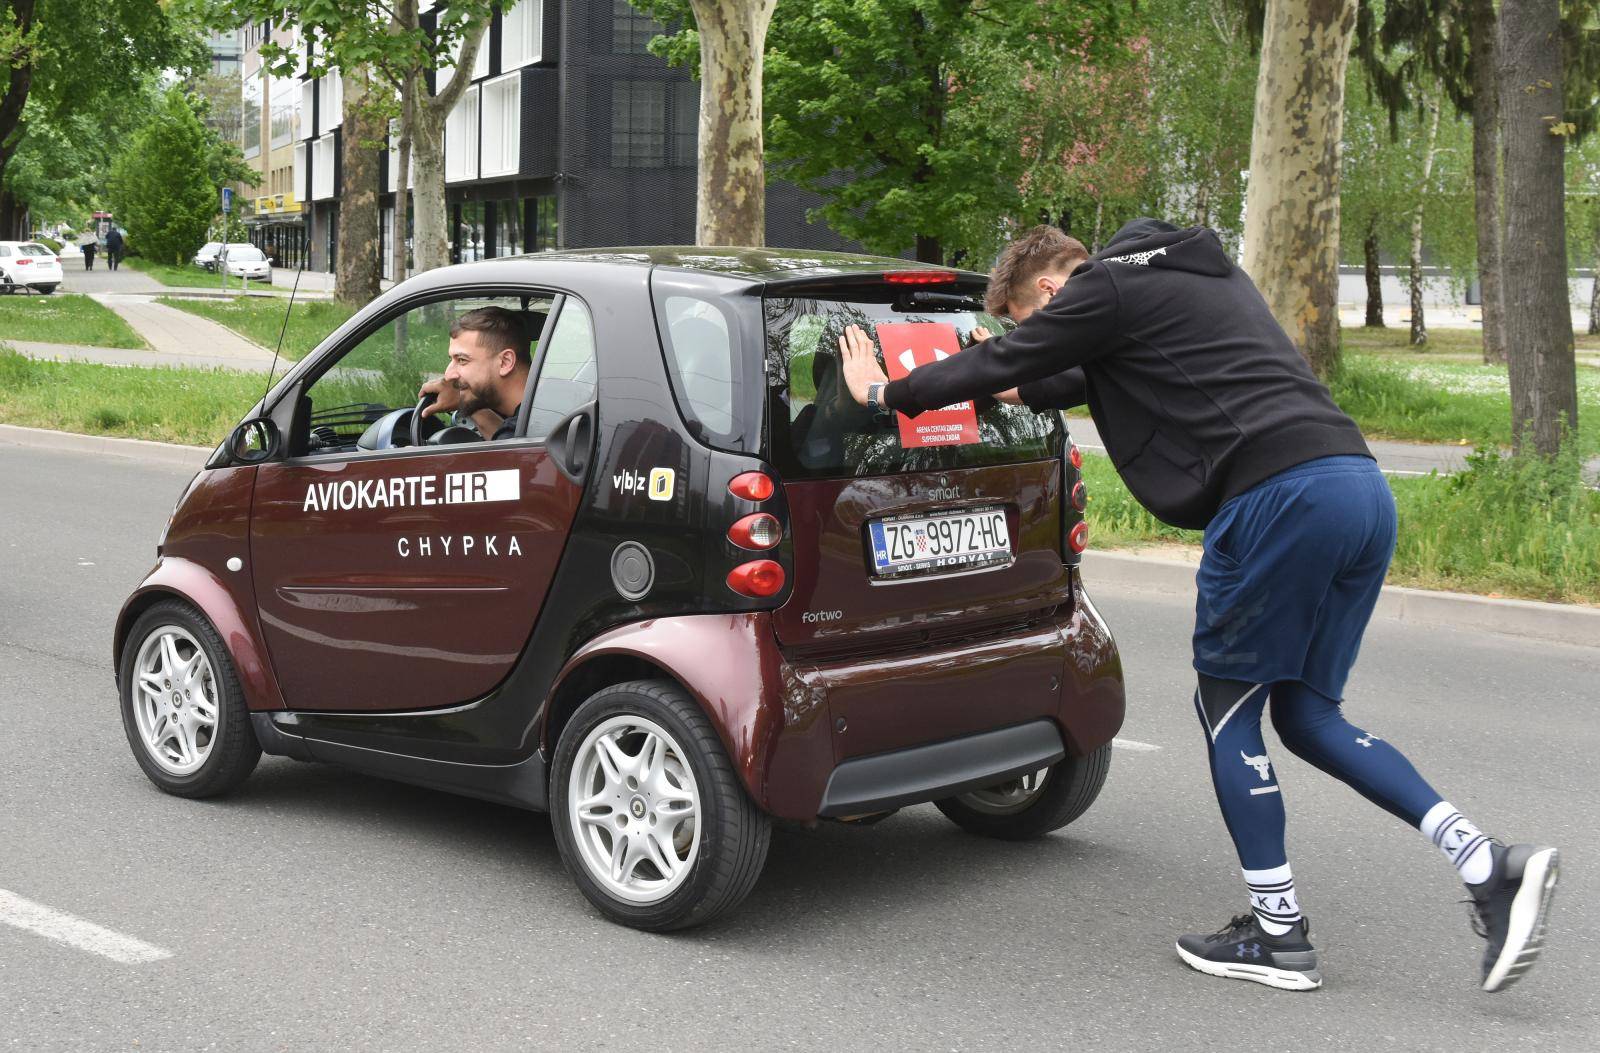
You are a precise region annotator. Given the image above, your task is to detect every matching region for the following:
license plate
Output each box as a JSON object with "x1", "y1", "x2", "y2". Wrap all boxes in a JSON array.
[{"x1": 868, "y1": 507, "x2": 1011, "y2": 579}]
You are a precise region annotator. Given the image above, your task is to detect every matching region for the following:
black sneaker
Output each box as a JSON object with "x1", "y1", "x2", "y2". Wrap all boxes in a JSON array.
[
  {"x1": 1175, "y1": 913, "x2": 1321, "y2": 990},
  {"x1": 1468, "y1": 843, "x2": 1559, "y2": 992}
]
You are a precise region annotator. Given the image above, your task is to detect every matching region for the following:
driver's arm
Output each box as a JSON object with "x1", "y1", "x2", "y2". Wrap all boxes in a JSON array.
[{"x1": 469, "y1": 408, "x2": 504, "y2": 440}]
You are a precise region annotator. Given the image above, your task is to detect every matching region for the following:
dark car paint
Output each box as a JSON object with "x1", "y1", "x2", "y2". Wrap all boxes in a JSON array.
[{"x1": 116, "y1": 248, "x2": 1123, "y2": 822}]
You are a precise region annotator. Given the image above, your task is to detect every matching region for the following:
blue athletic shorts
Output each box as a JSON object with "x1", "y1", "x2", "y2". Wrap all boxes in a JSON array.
[{"x1": 1192, "y1": 455, "x2": 1396, "y2": 700}]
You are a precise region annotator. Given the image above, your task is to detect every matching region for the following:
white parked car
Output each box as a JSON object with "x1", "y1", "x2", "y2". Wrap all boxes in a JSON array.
[
  {"x1": 219, "y1": 244, "x2": 271, "y2": 282},
  {"x1": 193, "y1": 242, "x2": 223, "y2": 270},
  {"x1": 0, "y1": 241, "x2": 64, "y2": 294}
]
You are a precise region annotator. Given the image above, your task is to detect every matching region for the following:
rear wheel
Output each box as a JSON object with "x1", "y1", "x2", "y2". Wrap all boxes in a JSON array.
[
  {"x1": 550, "y1": 680, "x2": 770, "y2": 931},
  {"x1": 118, "y1": 600, "x2": 261, "y2": 798},
  {"x1": 36, "y1": 284, "x2": 57, "y2": 294},
  {"x1": 934, "y1": 743, "x2": 1111, "y2": 840}
]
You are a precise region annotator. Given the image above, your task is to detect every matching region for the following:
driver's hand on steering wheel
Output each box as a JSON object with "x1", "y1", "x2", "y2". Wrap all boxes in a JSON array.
[{"x1": 417, "y1": 377, "x2": 460, "y2": 419}]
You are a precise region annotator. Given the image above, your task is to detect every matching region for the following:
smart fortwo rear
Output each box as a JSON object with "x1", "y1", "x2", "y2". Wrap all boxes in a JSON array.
[{"x1": 114, "y1": 249, "x2": 1124, "y2": 932}]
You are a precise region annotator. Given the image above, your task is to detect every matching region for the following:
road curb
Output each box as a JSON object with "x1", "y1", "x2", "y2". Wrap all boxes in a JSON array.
[
  {"x1": 1083, "y1": 550, "x2": 1600, "y2": 650},
  {"x1": 0, "y1": 424, "x2": 210, "y2": 469}
]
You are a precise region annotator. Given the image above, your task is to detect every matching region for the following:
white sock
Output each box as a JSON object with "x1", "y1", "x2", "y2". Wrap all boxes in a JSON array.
[
  {"x1": 1243, "y1": 863, "x2": 1302, "y2": 936},
  {"x1": 1420, "y1": 801, "x2": 1494, "y2": 885}
]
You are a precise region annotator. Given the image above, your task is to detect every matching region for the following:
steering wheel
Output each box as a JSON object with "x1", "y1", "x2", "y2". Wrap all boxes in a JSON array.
[{"x1": 409, "y1": 393, "x2": 438, "y2": 449}]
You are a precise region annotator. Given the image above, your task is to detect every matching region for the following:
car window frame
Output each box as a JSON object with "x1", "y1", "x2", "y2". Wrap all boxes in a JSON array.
[{"x1": 273, "y1": 284, "x2": 580, "y2": 467}]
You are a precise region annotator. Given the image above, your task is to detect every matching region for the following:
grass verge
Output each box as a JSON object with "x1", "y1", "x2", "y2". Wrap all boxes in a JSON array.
[
  {"x1": 0, "y1": 293, "x2": 145, "y2": 349},
  {"x1": 0, "y1": 347, "x2": 265, "y2": 446},
  {"x1": 158, "y1": 295, "x2": 356, "y2": 361},
  {"x1": 1080, "y1": 449, "x2": 1600, "y2": 605},
  {"x1": 123, "y1": 256, "x2": 286, "y2": 293}
]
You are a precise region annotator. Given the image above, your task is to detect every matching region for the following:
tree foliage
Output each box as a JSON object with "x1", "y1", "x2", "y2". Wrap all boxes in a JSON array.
[{"x1": 108, "y1": 88, "x2": 220, "y2": 265}]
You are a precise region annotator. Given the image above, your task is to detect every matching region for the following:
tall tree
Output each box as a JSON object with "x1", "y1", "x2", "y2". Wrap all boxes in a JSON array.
[
  {"x1": 1499, "y1": 0, "x2": 1578, "y2": 456},
  {"x1": 686, "y1": 0, "x2": 777, "y2": 245},
  {"x1": 338, "y1": 67, "x2": 384, "y2": 305},
  {"x1": 108, "y1": 88, "x2": 220, "y2": 264},
  {"x1": 1242, "y1": 0, "x2": 1360, "y2": 378},
  {"x1": 1405, "y1": 83, "x2": 1444, "y2": 345}
]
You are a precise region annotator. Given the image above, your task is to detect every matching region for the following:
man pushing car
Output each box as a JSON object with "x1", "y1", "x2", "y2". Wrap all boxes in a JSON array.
[{"x1": 839, "y1": 219, "x2": 1559, "y2": 992}]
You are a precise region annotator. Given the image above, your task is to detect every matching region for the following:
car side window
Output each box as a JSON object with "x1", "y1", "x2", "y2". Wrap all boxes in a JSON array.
[
  {"x1": 297, "y1": 294, "x2": 548, "y2": 457},
  {"x1": 523, "y1": 298, "x2": 597, "y2": 441}
]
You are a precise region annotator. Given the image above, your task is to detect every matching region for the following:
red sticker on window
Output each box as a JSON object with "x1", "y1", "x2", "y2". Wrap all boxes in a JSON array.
[{"x1": 876, "y1": 322, "x2": 980, "y2": 448}]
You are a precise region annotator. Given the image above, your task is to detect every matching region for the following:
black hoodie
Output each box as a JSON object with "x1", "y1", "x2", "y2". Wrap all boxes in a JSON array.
[{"x1": 881, "y1": 220, "x2": 1371, "y2": 529}]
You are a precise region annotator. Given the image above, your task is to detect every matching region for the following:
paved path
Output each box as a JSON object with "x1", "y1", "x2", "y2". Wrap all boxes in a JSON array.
[
  {"x1": 84, "y1": 294, "x2": 278, "y2": 369},
  {"x1": 1, "y1": 441, "x2": 1594, "y2": 1052},
  {"x1": 5, "y1": 338, "x2": 277, "y2": 373}
]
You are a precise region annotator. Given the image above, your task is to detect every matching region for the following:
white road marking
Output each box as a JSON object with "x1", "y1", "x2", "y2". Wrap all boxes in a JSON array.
[
  {"x1": 0, "y1": 889, "x2": 172, "y2": 964},
  {"x1": 1112, "y1": 737, "x2": 1161, "y2": 752}
]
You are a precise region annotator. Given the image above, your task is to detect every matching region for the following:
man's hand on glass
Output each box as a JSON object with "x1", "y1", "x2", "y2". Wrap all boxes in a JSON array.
[{"x1": 839, "y1": 324, "x2": 888, "y2": 407}]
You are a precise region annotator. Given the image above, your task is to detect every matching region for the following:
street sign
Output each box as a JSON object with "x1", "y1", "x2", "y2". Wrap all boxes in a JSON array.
[{"x1": 222, "y1": 187, "x2": 233, "y2": 214}]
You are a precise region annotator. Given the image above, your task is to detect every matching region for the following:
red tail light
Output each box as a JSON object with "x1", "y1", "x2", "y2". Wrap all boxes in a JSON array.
[
  {"x1": 728, "y1": 471, "x2": 775, "y2": 501},
  {"x1": 728, "y1": 513, "x2": 782, "y2": 550},
  {"x1": 727, "y1": 560, "x2": 785, "y2": 597},
  {"x1": 15, "y1": 258, "x2": 30, "y2": 266},
  {"x1": 884, "y1": 270, "x2": 956, "y2": 284},
  {"x1": 1068, "y1": 521, "x2": 1089, "y2": 554},
  {"x1": 1069, "y1": 444, "x2": 1082, "y2": 469},
  {"x1": 1071, "y1": 481, "x2": 1087, "y2": 511}
]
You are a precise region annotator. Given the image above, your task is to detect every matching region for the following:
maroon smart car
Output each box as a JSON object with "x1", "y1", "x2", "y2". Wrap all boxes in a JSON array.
[{"x1": 114, "y1": 248, "x2": 1125, "y2": 930}]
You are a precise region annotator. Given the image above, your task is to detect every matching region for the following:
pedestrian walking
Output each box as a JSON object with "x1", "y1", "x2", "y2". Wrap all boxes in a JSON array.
[
  {"x1": 840, "y1": 219, "x2": 1559, "y2": 993},
  {"x1": 105, "y1": 226, "x2": 124, "y2": 271},
  {"x1": 79, "y1": 230, "x2": 96, "y2": 271}
]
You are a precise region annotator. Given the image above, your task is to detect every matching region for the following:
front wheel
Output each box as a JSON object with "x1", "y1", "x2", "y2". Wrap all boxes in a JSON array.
[
  {"x1": 118, "y1": 600, "x2": 261, "y2": 798},
  {"x1": 550, "y1": 680, "x2": 770, "y2": 931},
  {"x1": 934, "y1": 742, "x2": 1112, "y2": 841},
  {"x1": 35, "y1": 284, "x2": 57, "y2": 294}
]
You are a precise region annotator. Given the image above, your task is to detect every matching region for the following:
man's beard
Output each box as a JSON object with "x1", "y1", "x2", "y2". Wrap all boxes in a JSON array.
[{"x1": 454, "y1": 379, "x2": 497, "y2": 418}]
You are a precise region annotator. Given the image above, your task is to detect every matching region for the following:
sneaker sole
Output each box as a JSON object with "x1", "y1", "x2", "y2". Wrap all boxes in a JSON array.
[
  {"x1": 1174, "y1": 942, "x2": 1322, "y2": 991},
  {"x1": 1483, "y1": 847, "x2": 1559, "y2": 993}
]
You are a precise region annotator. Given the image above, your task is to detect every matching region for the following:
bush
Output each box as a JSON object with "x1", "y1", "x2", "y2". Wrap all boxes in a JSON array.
[{"x1": 108, "y1": 88, "x2": 217, "y2": 266}]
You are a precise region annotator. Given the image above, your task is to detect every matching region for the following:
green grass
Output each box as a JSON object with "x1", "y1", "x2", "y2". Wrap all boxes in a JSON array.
[
  {"x1": 0, "y1": 294, "x2": 145, "y2": 349},
  {"x1": 1078, "y1": 449, "x2": 1600, "y2": 606},
  {"x1": 0, "y1": 348, "x2": 267, "y2": 446},
  {"x1": 123, "y1": 256, "x2": 283, "y2": 292},
  {"x1": 157, "y1": 296, "x2": 357, "y2": 361}
]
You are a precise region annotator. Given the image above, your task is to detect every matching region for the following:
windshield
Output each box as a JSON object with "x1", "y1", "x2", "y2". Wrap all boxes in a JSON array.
[{"x1": 763, "y1": 293, "x2": 1063, "y2": 480}]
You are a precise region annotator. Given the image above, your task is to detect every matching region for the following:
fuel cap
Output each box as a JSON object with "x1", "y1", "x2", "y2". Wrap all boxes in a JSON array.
[{"x1": 610, "y1": 542, "x2": 655, "y2": 601}]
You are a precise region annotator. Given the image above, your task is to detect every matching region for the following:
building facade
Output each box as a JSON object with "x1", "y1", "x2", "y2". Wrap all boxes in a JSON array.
[
  {"x1": 240, "y1": 19, "x2": 310, "y2": 268},
  {"x1": 260, "y1": 0, "x2": 854, "y2": 279}
]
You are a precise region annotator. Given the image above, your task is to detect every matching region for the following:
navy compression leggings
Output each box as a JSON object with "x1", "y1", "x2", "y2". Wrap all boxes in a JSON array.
[{"x1": 1194, "y1": 675, "x2": 1446, "y2": 871}]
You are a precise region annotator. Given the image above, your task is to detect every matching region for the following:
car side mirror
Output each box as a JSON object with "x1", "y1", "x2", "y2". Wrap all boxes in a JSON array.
[{"x1": 227, "y1": 418, "x2": 281, "y2": 465}]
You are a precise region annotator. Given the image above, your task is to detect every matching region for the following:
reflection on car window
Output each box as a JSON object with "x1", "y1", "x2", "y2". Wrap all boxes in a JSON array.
[
  {"x1": 21, "y1": 244, "x2": 52, "y2": 256},
  {"x1": 299, "y1": 295, "x2": 547, "y2": 456},
  {"x1": 660, "y1": 295, "x2": 735, "y2": 438},
  {"x1": 524, "y1": 298, "x2": 597, "y2": 441}
]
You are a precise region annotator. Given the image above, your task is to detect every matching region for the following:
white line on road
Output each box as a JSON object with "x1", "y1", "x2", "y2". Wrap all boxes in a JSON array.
[
  {"x1": 1112, "y1": 737, "x2": 1162, "y2": 752},
  {"x1": 0, "y1": 889, "x2": 172, "y2": 964}
]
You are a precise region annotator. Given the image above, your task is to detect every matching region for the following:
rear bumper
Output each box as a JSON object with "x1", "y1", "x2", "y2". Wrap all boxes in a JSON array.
[{"x1": 817, "y1": 720, "x2": 1066, "y2": 817}]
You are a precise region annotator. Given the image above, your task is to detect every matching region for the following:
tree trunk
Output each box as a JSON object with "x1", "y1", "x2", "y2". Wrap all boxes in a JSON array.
[
  {"x1": 336, "y1": 68, "x2": 383, "y2": 306},
  {"x1": 689, "y1": 0, "x2": 777, "y2": 246},
  {"x1": 1241, "y1": 0, "x2": 1359, "y2": 379},
  {"x1": 1408, "y1": 90, "x2": 1442, "y2": 347},
  {"x1": 1468, "y1": 0, "x2": 1507, "y2": 364},
  {"x1": 914, "y1": 234, "x2": 942, "y2": 265},
  {"x1": 1499, "y1": 0, "x2": 1577, "y2": 457},
  {"x1": 1590, "y1": 230, "x2": 1600, "y2": 335},
  {"x1": 413, "y1": 18, "x2": 489, "y2": 273},
  {"x1": 1364, "y1": 220, "x2": 1384, "y2": 327},
  {"x1": 391, "y1": 0, "x2": 418, "y2": 286}
]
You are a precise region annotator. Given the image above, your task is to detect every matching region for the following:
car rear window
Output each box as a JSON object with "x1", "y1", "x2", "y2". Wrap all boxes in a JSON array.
[
  {"x1": 763, "y1": 293, "x2": 1063, "y2": 480},
  {"x1": 20, "y1": 244, "x2": 53, "y2": 256}
]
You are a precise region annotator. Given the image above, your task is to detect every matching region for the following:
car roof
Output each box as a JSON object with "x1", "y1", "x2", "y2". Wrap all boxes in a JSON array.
[{"x1": 494, "y1": 246, "x2": 988, "y2": 285}]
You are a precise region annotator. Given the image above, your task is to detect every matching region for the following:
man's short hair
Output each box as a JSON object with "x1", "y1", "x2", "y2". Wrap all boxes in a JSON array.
[
  {"x1": 985, "y1": 226, "x2": 1090, "y2": 316},
  {"x1": 451, "y1": 306, "x2": 531, "y2": 367}
]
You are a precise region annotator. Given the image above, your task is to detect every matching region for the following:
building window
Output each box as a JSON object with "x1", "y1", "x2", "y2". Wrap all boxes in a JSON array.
[
  {"x1": 492, "y1": 199, "x2": 522, "y2": 257},
  {"x1": 293, "y1": 141, "x2": 308, "y2": 200},
  {"x1": 242, "y1": 72, "x2": 262, "y2": 157},
  {"x1": 445, "y1": 84, "x2": 480, "y2": 183},
  {"x1": 269, "y1": 78, "x2": 297, "y2": 149},
  {"x1": 611, "y1": 80, "x2": 665, "y2": 168},
  {"x1": 317, "y1": 72, "x2": 342, "y2": 130},
  {"x1": 613, "y1": 0, "x2": 660, "y2": 54},
  {"x1": 672, "y1": 80, "x2": 697, "y2": 167},
  {"x1": 312, "y1": 134, "x2": 336, "y2": 200},
  {"x1": 528, "y1": 194, "x2": 558, "y2": 250},
  {"x1": 453, "y1": 201, "x2": 486, "y2": 264},
  {"x1": 502, "y1": 0, "x2": 543, "y2": 70},
  {"x1": 481, "y1": 73, "x2": 520, "y2": 178},
  {"x1": 301, "y1": 80, "x2": 315, "y2": 135}
]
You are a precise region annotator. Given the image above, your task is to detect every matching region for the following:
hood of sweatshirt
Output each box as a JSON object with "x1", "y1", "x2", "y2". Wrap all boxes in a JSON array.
[{"x1": 1094, "y1": 218, "x2": 1234, "y2": 278}]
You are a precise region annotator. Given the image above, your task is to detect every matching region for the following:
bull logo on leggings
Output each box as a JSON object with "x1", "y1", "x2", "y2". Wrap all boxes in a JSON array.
[{"x1": 1240, "y1": 751, "x2": 1273, "y2": 781}]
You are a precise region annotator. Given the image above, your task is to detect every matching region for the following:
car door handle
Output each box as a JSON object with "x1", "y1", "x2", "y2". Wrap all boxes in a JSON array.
[{"x1": 546, "y1": 402, "x2": 596, "y2": 484}]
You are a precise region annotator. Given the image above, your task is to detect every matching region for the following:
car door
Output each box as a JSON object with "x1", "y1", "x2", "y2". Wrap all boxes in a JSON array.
[{"x1": 248, "y1": 291, "x2": 599, "y2": 712}]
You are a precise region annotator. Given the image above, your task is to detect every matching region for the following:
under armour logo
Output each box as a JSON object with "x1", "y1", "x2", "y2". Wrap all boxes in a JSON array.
[
  {"x1": 1237, "y1": 942, "x2": 1262, "y2": 959},
  {"x1": 1356, "y1": 733, "x2": 1379, "y2": 748},
  {"x1": 1240, "y1": 751, "x2": 1272, "y2": 781}
]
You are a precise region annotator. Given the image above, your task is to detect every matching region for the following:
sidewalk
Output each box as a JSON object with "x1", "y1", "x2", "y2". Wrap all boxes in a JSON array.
[
  {"x1": 58, "y1": 255, "x2": 329, "y2": 300},
  {"x1": 84, "y1": 294, "x2": 279, "y2": 370}
]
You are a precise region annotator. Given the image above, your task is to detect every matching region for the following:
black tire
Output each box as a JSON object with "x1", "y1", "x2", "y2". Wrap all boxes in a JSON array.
[
  {"x1": 118, "y1": 600, "x2": 261, "y2": 798},
  {"x1": 934, "y1": 742, "x2": 1112, "y2": 841},
  {"x1": 550, "y1": 679, "x2": 770, "y2": 932},
  {"x1": 36, "y1": 285, "x2": 57, "y2": 295}
]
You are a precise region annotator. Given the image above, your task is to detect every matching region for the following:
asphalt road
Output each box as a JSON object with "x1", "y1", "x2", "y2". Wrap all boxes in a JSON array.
[{"x1": 1, "y1": 444, "x2": 1595, "y2": 1052}]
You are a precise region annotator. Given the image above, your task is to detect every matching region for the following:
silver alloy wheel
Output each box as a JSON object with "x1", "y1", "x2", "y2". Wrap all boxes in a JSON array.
[
  {"x1": 130, "y1": 625, "x2": 220, "y2": 777},
  {"x1": 955, "y1": 767, "x2": 1053, "y2": 815},
  {"x1": 567, "y1": 715, "x2": 701, "y2": 904}
]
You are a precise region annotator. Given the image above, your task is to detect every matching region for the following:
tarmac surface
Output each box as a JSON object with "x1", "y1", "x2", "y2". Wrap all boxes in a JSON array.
[{"x1": 0, "y1": 443, "x2": 1594, "y2": 1051}]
